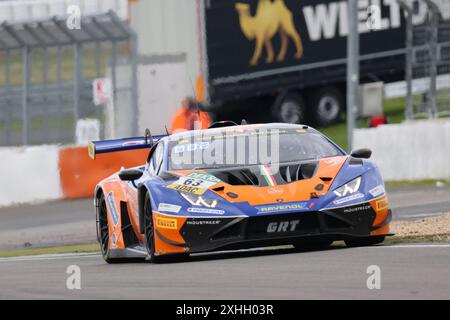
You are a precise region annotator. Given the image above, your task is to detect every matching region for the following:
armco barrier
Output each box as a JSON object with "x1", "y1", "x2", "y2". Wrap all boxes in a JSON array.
[
  {"x1": 0, "y1": 145, "x2": 148, "y2": 207},
  {"x1": 353, "y1": 120, "x2": 450, "y2": 181}
]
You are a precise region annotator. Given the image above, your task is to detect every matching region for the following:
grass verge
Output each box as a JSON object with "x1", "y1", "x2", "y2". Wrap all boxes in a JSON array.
[
  {"x1": 320, "y1": 96, "x2": 406, "y2": 150},
  {"x1": 385, "y1": 180, "x2": 450, "y2": 189},
  {"x1": 0, "y1": 244, "x2": 99, "y2": 258}
]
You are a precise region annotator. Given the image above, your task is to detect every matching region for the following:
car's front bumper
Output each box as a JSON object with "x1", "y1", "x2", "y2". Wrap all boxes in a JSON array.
[{"x1": 154, "y1": 201, "x2": 393, "y2": 255}]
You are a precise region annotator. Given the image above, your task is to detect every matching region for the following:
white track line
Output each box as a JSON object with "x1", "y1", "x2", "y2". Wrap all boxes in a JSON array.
[
  {"x1": 375, "y1": 244, "x2": 450, "y2": 249},
  {"x1": 1, "y1": 244, "x2": 449, "y2": 262}
]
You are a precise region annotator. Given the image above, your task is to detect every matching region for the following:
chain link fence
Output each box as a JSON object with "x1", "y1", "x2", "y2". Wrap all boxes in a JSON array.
[
  {"x1": 400, "y1": 0, "x2": 450, "y2": 119},
  {"x1": 0, "y1": 1, "x2": 138, "y2": 147}
]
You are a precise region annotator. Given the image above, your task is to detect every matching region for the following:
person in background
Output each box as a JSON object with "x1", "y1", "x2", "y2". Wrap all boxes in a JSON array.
[{"x1": 171, "y1": 97, "x2": 212, "y2": 134}]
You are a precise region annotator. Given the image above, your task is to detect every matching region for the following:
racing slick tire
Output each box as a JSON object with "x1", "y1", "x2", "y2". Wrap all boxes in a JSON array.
[
  {"x1": 144, "y1": 192, "x2": 160, "y2": 263},
  {"x1": 345, "y1": 236, "x2": 386, "y2": 248},
  {"x1": 98, "y1": 193, "x2": 122, "y2": 264},
  {"x1": 143, "y1": 193, "x2": 190, "y2": 263}
]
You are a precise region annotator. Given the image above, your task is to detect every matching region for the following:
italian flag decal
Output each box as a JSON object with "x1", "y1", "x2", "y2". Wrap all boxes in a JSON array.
[{"x1": 260, "y1": 164, "x2": 277, "y2": 187}]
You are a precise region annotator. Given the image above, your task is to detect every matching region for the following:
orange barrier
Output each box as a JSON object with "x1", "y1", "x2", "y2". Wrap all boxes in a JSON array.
[{"x1": 59, "y1": 147, "x2": 148, "y2": 199}]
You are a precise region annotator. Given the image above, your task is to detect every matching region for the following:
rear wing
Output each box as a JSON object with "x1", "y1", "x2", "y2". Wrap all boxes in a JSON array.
[{"x1": 88, "y1": 134, "x2": 167, "y2": 160}]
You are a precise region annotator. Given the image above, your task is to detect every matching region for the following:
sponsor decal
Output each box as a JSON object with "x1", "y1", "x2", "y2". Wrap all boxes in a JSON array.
[
  {"x1": 267, "y1": 220, "x2": 300, "y2": 233},
  {"x1": 122, "y1": 141, "x2": 144, "y2": 147},
  {"x1": 256, "y1": 202, "x2": 308, "y2": 214},
  {"x1": 111, "y1": 233, "x2": 118, "y2": 249},
  {"x1": 333, "y1": 193, "x2": 365, "y2": 205},
  {"x1": 376, "y1": 198, "x2": 389, "y2": 212},
  {"x1": 323, "y1": 157, "x2": 341, "y2": 165},
  {"x1": 158, "y1": 203, "x2": 182, "y2": 214},
  {"x1": 267, "y1": 188, "x2": 284, "y2": 195},
  {"x1": 187, "y1": 207, "x2": 225, "y2": 215},
  {"x1": 187, "y1": 172, "x2": 221, "y2": 184},
  {"x1": 369, "y1": 185, "x2": 386, "y2": 198},
  {"x1": 173, "y1": 142, "x2": 210, "y2": 154},
  {"x1": 343, "y1": 205, "x2": 372, "y2": 213},
  {"x1": 106, "y1": 192, "x2": 119, "y2": 225},
  {"x1": 186, "y1": 220, "x2": 221, "y2": 226},
  {"x1": 166, "y1": 174, "x2": 220, "y2": 195},
  {"x1": 166, "y1": 184, "x2": 206, "y2": 195},
  {"x1": 156, "y1": 217, "x2": 178, "y2": 230}
]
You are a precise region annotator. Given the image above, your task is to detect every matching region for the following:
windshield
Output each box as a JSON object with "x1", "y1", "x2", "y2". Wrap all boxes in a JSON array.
[{"x1": 168, "y1": 128, "x2": 343, "y2": 171}]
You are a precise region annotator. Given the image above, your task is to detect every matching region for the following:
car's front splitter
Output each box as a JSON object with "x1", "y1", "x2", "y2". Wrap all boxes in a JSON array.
[{"x1": 154, "y1": 202, "x2": 393, "y2": 255}]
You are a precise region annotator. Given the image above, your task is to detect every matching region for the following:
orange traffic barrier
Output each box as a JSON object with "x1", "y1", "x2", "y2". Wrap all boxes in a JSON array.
[{"x1": 59, "y1": 147, "x2": 148, "y2": 199}]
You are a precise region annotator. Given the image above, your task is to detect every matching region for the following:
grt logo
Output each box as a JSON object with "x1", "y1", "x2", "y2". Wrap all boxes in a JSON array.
[{"x1": 267, "y1": 220, "x2": 300, "y2": 233}]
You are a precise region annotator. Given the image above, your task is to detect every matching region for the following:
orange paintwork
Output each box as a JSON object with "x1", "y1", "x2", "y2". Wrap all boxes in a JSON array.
[
  {"x1": 97, "y1": 154, "x2": 391, "y2": 256},
  {"x1": 175, "y1": 156, "x2": 347, "y2": 206},
  {"x1": 153, "y1": 212, "x2": 188, "y2": 255},
  {"x1": 59, "y1": 146, "x2": 148, "y2": 199},
  {"x1": 370, "y1": 195, "x2": 391, "y2": 235}
]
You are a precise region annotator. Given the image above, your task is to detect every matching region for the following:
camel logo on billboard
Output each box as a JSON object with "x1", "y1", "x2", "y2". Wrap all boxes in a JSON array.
[{"x1": 235, "y1": 0, "x2": 304, "y2": 66}]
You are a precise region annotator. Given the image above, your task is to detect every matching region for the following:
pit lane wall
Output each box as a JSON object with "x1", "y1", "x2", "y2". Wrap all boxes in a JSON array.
[
  {"x1": 353, "y1": 120, "x2": 450, "y2": 181},
  {"x1": 0, "y1": 146, "x2": 148, "y2": 207}
]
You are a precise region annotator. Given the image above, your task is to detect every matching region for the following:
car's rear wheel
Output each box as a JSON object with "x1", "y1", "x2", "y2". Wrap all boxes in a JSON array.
[
  {"x1": 98, "y1": 193, "x2": 116, "y2": 264},
  {"x1": 144, "y1": 193, "x2": 160, "y2": 263},
  {"x1": 345, "y1": 236, "x2": 386, "y2": 248}
]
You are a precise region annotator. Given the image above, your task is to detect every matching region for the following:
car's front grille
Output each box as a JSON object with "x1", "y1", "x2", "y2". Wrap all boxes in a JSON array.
[{"x1": 246, "y1": 212, "x2": 320, "y2": 239}]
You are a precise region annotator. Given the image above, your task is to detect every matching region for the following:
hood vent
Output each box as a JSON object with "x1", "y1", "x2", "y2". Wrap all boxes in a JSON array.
[
  {"x1": 279, "y1": 162, "x2": 318, "y2": 183},
  {"x1": 208, "y1": 161, "x2": 319, "y2": 186},
  {"x1": 211, "y1": 169, "x2": 260, "y2": 186}
]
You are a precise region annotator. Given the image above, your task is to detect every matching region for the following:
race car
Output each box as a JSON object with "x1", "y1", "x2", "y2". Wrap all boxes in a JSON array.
[{"x1": 89, "y1": 123, "x2": 392, "y2": 263}]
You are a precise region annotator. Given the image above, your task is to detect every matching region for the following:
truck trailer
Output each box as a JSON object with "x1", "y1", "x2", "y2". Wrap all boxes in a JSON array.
[{"x1": 129, "y1": 0, "x2": 447, "y2": 126}]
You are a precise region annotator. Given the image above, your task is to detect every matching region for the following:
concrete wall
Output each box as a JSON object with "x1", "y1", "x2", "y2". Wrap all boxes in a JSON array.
[
  {"x1": 0, "y1": 146, "x2": 61, "y2": 207},
  {"x1": 129, "y1": 0, "x2": 202, "y2": 96},
  {"x1": 353, "y1": 120, "x2": 450, "y2": 181}
]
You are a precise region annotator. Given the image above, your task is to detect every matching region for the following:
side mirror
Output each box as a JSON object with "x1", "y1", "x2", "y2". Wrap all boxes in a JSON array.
[
  {"x1": 350, "y1": 148, "x2": 372, "y2": 159},
  {"x1": 119, "y1": 169, "x2": 143, "y2": 181}
]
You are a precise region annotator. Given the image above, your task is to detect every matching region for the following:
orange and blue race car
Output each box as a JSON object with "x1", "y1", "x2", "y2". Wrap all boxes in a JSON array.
[{"x1": 89, "y1": 123, "x2": 392, "y2": 263}]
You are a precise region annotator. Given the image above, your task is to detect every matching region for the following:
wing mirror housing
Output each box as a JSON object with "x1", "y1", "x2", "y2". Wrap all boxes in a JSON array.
[
  {"x1": 119, "y1": 169, "x2": 143, "y2": 181},
  {"x1": 350, "y1": 148, "x2": 372, "y2": 159}
]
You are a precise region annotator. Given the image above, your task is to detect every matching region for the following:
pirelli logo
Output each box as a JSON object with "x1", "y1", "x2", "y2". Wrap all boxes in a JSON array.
[
  {"x1": 376, "y1": 198, "x2": 389, "y2": 212},
  {"x1": 156, "y1": 217, "x2": 178, "y2": 230}
]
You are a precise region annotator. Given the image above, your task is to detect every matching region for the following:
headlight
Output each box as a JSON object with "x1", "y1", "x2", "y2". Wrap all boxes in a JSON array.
[
  {"x1": 180, "y1": 192, "x2": 219, "y2": 208},
  {"x1": 333, "y1": 177, "x2": 362, "y2": 197}
]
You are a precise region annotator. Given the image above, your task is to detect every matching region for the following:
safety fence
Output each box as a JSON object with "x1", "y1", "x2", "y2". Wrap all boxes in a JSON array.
[
  {"x1": 0, "y1": 0, "x2": 138, "y2": 146},
  {"x1": 399, "y1": 0, "x2": 450, "y2": 119}
]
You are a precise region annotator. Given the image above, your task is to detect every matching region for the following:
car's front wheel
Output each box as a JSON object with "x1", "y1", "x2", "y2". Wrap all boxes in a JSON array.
[
  {"x1": 345, "y1": 236, "x2": 386, "y2": 248},
  {"x1": 144, "y1": 192, "x2": 160, "y2": 263},
  {"x1": 97, "y1": 193, "x2": 116, "y2": 264}
]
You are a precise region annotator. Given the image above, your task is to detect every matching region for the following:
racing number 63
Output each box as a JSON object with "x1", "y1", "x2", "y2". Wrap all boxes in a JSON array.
[{"x1": 183, "y1": 179, "x2": 202, "y2": 187}]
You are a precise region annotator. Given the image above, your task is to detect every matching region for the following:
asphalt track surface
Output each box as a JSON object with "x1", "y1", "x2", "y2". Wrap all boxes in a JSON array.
[
  {"x1": 0, "y1": 244, "x2": 449, "y2": 299},
  {"x1": 0, "y1": 186, "x2": 449, "y2": 299}
]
